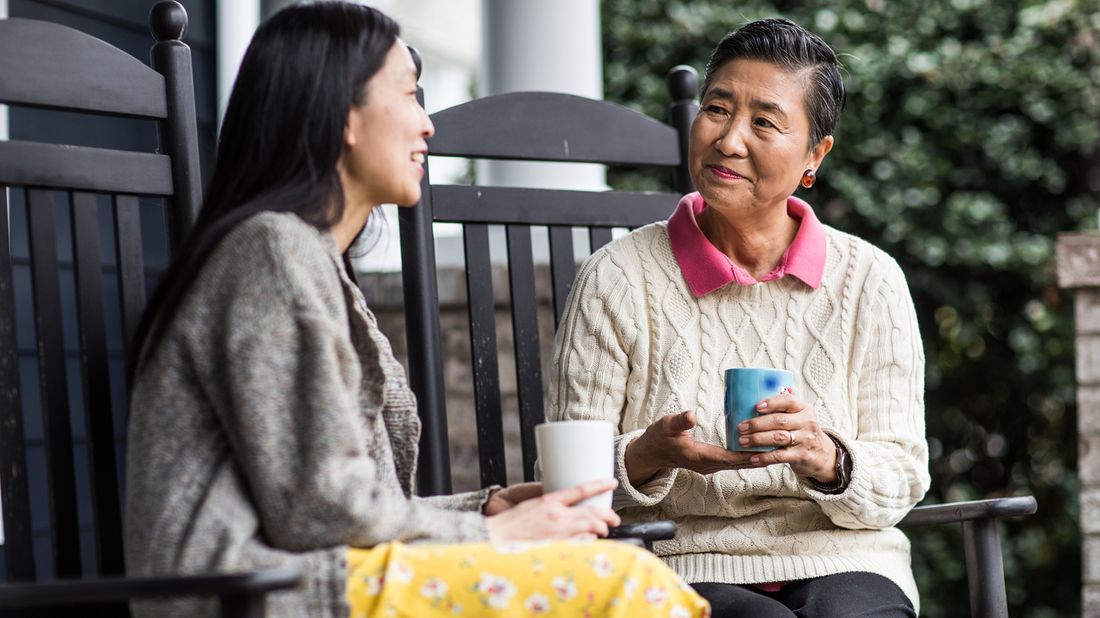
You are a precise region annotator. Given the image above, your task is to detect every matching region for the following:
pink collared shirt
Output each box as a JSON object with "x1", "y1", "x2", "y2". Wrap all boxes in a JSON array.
[{"x1": 667, "y1": 192, "x2": 827, "y2": 297}]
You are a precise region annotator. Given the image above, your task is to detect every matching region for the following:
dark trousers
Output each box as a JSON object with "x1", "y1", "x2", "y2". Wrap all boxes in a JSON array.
[{"x1": 692, "y1": 572, "x2": 916, "y2": 618}]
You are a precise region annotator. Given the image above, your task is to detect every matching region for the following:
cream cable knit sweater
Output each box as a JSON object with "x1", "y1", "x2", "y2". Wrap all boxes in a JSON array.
[{"x1": 548, "y1": 220, "x2": 930, "y2": 611}]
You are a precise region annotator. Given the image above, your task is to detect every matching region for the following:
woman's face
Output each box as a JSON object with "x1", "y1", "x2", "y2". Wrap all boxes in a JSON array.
[
  {"x1": 342, "y1": 40, "x2": 435, "y2": 207},
  {"x1": 689, "y1": 58, "x2": 832, "y2": 213}
]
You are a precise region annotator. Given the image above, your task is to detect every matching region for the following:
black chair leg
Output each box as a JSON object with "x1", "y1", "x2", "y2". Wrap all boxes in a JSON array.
[
  {"x1": 220, "y1": 593, "x2": 266, "y2": 618},
  {"x1": 962, "y1": 518, "x2": 1008, "y2": 618}
]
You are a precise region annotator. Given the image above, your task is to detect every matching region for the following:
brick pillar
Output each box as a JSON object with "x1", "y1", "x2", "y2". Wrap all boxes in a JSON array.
[{"x1": 1057, "y1": 232, "x2": 1100, "y2": 617}]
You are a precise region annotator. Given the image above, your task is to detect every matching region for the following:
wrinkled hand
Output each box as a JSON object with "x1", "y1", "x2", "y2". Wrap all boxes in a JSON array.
[
  {"x1": 736, "y1": 393, "x2": 838, "y2": 483},
  {"x1": 485, "y1": 479, "x2": 621, "y2": 542},
  {"x1": 624, "y1": 411, "x2": 755, "y2": 486},
  {"x1": 483, "y1": 482, "x2": 543, "y2": 516}
]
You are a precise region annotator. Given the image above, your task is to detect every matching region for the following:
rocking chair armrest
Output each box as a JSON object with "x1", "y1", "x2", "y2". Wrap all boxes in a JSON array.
[
  {"x1": 898, "y1": 496, "x2": 1037, "y2": 528},
  {"x1": 607, "y1": 520, "x2": 677, "y2": 542},
  {"x1": 897, "y1": 496, "x2": 1036, "y2": 617},
  {"x1": 0, "y1": 568, "x2": 302, "y2": 608}
]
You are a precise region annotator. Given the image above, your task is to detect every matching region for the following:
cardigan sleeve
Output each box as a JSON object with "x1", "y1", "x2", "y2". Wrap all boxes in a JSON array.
[
  {"x1": 193, "y1": 227, "x2": 489, "y2": 551},
  {"x1": 546, "y1": 249, "x2": 679, "y2": 507},
  {"x1": 803, "y1": 257, "x2": 931, "y2": 528},
  {"x1": 416, "y1": 489, "x2": 498, "y2": 513}
]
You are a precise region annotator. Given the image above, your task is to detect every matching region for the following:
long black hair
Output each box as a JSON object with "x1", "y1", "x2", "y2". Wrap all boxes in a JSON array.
[{"x1": 129, "y1": 1, "x2": 399, "y2": 381}]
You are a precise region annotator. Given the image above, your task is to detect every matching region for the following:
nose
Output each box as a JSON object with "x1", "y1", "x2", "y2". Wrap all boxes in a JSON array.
[
  {"x1": 421, "y1": 105, "x2": 435, "y2": 139},
  {"x1": 715, "y1": 118, "x2": 748, "y2": 158}
]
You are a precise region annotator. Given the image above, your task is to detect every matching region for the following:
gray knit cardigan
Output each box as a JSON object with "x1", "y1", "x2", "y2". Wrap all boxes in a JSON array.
[{"x1": 125, "y1": 212, "x2": 493, "y2": 617}]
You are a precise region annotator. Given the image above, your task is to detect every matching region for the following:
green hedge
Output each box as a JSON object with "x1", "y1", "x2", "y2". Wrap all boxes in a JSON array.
[{"x1": 601, "y1": 1, "x2": 1100, "y2": 615}]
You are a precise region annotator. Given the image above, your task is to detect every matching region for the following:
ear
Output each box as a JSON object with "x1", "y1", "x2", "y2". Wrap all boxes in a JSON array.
[
  {"x1": 344, "y1": 107, "x2": 361, "y2": 149},
  {"x1": 809, "y1": 135, "x2": 834, "y2": 169}
]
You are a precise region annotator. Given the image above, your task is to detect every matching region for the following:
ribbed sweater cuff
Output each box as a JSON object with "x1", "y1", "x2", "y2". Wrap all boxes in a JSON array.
[
  {"x1": 798, "y1": 430, "x2": 855, "y2": 499},
  {"x1": 613, "y1": 430, "x2": 678, "y2": 508},
  {"x1": 801, "y1": 432, "x2": 880, "y2": 526},
  {"x1": 416, "y1": 486, "x2": 498, "y2": 513},
  {"x1": 411, "y1": 492, "x2": 493, "y2": 542}
]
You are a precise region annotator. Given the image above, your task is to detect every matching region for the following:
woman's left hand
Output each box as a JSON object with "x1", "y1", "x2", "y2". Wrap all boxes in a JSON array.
[
  {"x1": 483, "y1": 482, "x2": 544, "y2": 515},
  {"x1": 736, "y1": 393, "x2": 838, "y2": 484}
]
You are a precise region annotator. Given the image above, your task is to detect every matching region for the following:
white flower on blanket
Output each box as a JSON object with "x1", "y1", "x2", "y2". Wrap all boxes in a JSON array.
[
  {"x1": 552, "y1": 576, "x2": 577, "y2": 601},
  {"x1": 475, "y1": 573, "x2": 516, "y2": 608},
  {"x1": 589, "y1": 552, "x2": 613, "y2": 577},
  {"x1": 670, "y1": 604, "x2": 692, "y2": 618},
  {"x1": 385, "y1": 560, "x2": 414, "y2": 584},
  {"x1": 622, "y1": 577, "x2": 638, "y2": 599},
  {"x1": 494, "y1": 541, "x2": 541, "y2": 554},
  {"x1": 523, "y1": 593, "x2": 551, "y2": 614},
  {"x1": 645, "y1": 585, "x2": 669, "y2": 606},
  {"x1": 420, "y1": 577, "x2": 447, "y2": 601},
  {"x1": 364, "y1": 574, "x2": 384, "y2": 596}
]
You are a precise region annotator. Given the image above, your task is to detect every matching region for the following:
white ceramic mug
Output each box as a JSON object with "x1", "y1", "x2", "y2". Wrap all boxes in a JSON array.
[{"x1": 534, "y1": 420, "x2": 615, "y2": 508}]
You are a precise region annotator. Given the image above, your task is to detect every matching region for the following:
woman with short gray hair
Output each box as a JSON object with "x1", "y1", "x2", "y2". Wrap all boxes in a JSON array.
[{"x1": 550, "y1": 18, "x2": 927, "y2": 617}]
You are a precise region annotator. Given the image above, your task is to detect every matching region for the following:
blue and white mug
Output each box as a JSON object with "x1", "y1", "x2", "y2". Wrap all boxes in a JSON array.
[{"x1": 724, "y1": 367, "x2": 794, "y2": 452}]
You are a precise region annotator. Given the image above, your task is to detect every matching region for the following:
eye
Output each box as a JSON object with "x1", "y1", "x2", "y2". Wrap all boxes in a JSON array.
[
  {"x1": 703, "y1": 104, "x2": 728, "y2": 116},
  {"x1": 754, "y1": 117, "x2": 777, "y2": 129}
]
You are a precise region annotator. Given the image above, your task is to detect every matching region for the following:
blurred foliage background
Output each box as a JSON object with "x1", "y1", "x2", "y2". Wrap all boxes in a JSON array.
[{"x1": 601, "y1": 0, "x2": 1100, "y2": 615}]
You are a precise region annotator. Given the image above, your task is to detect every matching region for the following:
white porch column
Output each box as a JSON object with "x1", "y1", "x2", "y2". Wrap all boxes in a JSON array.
[
  {"x1": 216, "y1": 0, "x2": 261, "y2": 127},
  {"x1": 479, "y1": 0, "x2": 605, "y2": 190},
  {"x1": 1, "y1": 0, "x2": 8, "y2": 142},
  {"x1": 1, "y1": 0, "x2": 8, "y2": 550}
]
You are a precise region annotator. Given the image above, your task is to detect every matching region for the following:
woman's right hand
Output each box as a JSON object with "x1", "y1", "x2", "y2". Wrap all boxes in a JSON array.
[
  {"x1": 485, "y1": 479, "x2": 621, "y2": 542},
  {"x1": 624, "y1": 411, "x2": 754, "y2": 486}
]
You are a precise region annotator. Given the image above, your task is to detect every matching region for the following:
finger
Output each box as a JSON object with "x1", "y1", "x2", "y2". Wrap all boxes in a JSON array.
[
  {"x1": 697, "y1": 442, "x2": 757, "y2": 464},
  {"x1": 570, "y1": 532, "x2": 598, "y2": 541},
  {"x1": 588, "y1": 517, "x2": 610, "y2": 538},
  {"x1": 551, "y1": 478, "x2": 618, "y2": 506},
  {"x1": 747, "y1": 446, "x2": 802, "y2": 467},
  {"x1": 755, "y1": 394, "x2": 807, "y2": 414},
  {"x1": 687, "y1": 443, "x2": 756, "y2": 473},
  {"x1": 594, "y1": 507, "x2": 622, "y2": 528},
  {"x1": 564, "y1": 509, "x2": 610, "y2": 539},
  {"x1": 737, "y1": 415, "x2": 809, "y2": 451},
  {"x1": 666, "y1": 410, "x2": 697, "y2": 433},
  {"x1": 737, "y1": 410, "x2": 795, "y2": 436},
  {"x1": 735, "y1": 429, "x2": 789, "y2": 450},
  {"x1": 567, "y1": 506, "x2": 617, "y2": 538}
]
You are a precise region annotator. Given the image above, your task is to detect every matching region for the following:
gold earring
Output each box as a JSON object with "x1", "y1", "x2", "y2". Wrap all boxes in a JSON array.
[{"x1": 800, "y1": 169, "x2": 816, "y2": 189}]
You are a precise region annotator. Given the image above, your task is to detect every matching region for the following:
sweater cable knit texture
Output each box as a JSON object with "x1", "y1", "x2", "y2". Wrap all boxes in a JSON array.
[{"x1": 548, "y1": 220, "x2": 930, "y2": 611}]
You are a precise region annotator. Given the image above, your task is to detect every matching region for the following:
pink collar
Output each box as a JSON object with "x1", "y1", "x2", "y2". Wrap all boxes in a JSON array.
[{"x1": 667, "y1": 192, "x2": 826, "y2": 297}]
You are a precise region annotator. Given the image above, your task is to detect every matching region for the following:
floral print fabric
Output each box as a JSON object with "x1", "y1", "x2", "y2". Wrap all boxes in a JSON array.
[{"x1": 347, "y1": 539, "x2": 710, "y2": 617}]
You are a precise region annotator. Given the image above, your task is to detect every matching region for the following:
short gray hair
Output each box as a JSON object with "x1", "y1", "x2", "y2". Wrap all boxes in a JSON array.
[{"x1": 703, "y1": 18, "x2": 846, "y2": 148}]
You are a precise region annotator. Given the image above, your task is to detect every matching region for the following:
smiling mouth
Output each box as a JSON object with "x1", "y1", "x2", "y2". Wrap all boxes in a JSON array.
[{"x1": 707, "y1": 165, "x2": 744, "y2": 181}]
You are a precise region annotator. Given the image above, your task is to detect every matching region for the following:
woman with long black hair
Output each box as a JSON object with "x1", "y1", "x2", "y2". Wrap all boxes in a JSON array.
[{"x1": 123, "y1": 3, "x2": 708, "y2": 617}]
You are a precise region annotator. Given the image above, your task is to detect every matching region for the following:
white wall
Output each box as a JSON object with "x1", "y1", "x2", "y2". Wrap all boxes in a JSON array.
[
  {"x1": 358, "y1": 1, "x2": 607, "y2": 270},
  {"x1": 216, "y1": 0, "x2": 261, "y2": 128},
  {"x1": 1, "y1": 0, "x2": 7, "y2": 143},
  {"x1": 479, "y1": 0, "x2": 605, "y2": 191},
  {"x1": 212, "y1": 1, "x2": 603, "y2": 272},
  {"x1": 1, "y1": 0, "x2": 8, "y2": 550},
  {"x1": 355, "y1": 0, "x2": 483, "y2": 271}
]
